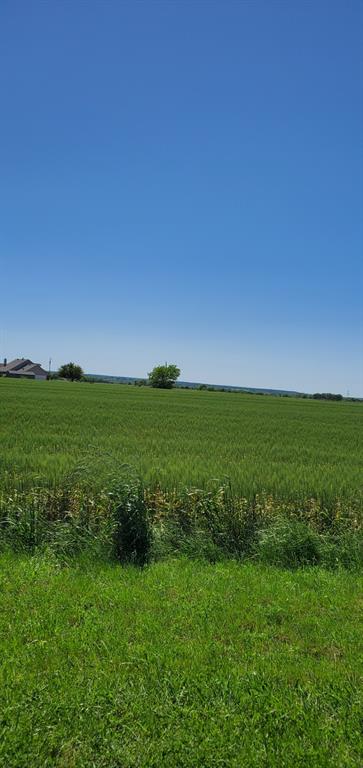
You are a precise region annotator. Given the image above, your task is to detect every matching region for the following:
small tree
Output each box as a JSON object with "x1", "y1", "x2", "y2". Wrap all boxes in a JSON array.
[
  {"x1": 148, "y1": 363, "x2": 181, "y2": 389},
  {"x1": 58, "y1": 362, "x2": 84, "y2": 381}
]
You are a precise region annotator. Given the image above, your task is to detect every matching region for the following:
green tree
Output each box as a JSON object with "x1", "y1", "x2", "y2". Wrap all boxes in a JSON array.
[
  {"x1": 148, "y1": 363, "x2": 181, "y2": 389},
  {"x1": 58, "y1": 362, "x2": 84, "y2": 381}
]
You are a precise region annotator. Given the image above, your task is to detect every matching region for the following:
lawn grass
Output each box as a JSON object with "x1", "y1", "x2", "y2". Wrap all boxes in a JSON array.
[
  {"x1": 0, "y1": 553, "x2": 361, "y2": 767},
  {"x1": 1, "y1": 378, "x2": 362, "y2": 506}
]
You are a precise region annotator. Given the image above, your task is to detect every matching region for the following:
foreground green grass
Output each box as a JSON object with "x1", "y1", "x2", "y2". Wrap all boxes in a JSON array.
[
  {"x1": 0, "y1": 554, "x2": 361, "y2": 767},
  {"x1": 0, "y1": 379, "x2": 362, "y2": 505}
]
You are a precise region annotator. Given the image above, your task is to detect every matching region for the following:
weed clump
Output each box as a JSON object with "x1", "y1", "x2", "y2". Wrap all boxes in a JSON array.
[
  {"x1": 256, "y1": 518, "x2": 322, "y2": 567},
  {"x1": 110, "y1": 478, "x2": 151, "y2": 566}
]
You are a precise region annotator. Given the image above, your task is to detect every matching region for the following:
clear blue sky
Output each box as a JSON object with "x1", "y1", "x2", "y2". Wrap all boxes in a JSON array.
[{"x1": 1, "y1": 0, "x2": 362, "y2": 394}]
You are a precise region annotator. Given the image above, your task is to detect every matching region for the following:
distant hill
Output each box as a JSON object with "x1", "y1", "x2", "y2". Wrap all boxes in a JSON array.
[{"x1": 85, "y1": 373, "x2": 302, "y2": 397}]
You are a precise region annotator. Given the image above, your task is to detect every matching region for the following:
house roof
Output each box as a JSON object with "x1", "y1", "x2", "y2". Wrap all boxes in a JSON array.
[
  {"x1": 0, "y1": 358, "x2": 46, "y2": 375},
  {"x1": 0, "y1": 358, "x2": 29, "y2": 372},
  {"x1": 20, "y1": 363, "x2": 41, "y2": 373},
  {"x1": 5, "y1": 370, "x2": 36, "y2": 377}
]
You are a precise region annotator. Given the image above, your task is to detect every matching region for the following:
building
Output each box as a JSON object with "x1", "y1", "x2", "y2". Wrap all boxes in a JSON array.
[{"x1": 0, "y1": 358, "x2": 48, "y2": 380}]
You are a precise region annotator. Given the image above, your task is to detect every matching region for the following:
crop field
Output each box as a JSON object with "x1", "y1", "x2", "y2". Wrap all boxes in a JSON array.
[{"x1": 0, "y1": 378, "x2": 362, "y2": 506}]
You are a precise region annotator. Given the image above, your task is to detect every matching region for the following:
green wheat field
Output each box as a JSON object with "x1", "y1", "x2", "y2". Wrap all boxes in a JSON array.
[{"x1": 1, "y1": 378, "x2": 362, "y2": 502}]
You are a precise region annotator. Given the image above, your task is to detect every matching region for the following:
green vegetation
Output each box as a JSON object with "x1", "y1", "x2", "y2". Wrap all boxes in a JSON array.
[
  {"x1": 0, "y1": 554, "x2": 361, "y2": 768},
  {"x1": 312, "y1": 392, "x2": 343, "y2": 401},
  {"x1": 0, "y1": 380, "x2": 361, "y2": 765},
  {"x1": 1, "y1": 480, "x2": 361, "y2": 569},
  {"x1": 0, "y1": 379, "x2": 361, "y2": 507},
  {"x1": 1, "y1": 378, "x2": 361, "y2": 568},
  {"x1": 58, "y1": 362, "x2": 84, "y2": 381},
  {"x1": 148, "y1": 362, "x2": 181, "y2": 388}
]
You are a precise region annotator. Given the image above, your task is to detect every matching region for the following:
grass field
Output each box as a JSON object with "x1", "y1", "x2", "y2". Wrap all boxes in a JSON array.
[
  {"x1": 0, "y1": 553, "x2": 361, "y2": 768},
  {"x1": 1, "y1": 379, "x2": 362, "y2": 505}
]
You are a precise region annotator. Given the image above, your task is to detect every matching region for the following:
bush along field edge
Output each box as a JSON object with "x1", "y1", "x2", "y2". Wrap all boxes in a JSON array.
[{"x1": 0, "y1": 475, "x2": 361, "y2": 569}]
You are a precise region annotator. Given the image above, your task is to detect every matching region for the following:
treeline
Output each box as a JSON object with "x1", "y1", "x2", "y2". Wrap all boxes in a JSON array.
[
  {"x1": 54, "y1": 376, "x2": 357, "y2": 401},
  {"x1": 187, "y1": 385, "x2": 350, "y2": 401},
  {"x1": 48, "y1": 365, "x2": 360, "y2": 402},
  {"x1": 312, "y1": 392, "x2": 343, "y2": 401}
]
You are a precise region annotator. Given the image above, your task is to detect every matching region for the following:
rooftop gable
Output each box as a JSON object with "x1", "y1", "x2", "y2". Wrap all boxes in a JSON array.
[{"x1": 0, "y1": 358, "x2": 45, "y2": 374}]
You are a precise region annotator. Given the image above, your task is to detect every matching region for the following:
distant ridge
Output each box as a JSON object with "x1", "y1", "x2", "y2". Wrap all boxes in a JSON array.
[{"x1": 86, "y1": 373, "x2": 302, "y2": 397}]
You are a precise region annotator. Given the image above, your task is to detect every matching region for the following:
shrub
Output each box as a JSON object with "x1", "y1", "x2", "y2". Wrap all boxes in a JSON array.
[{"x1": 58, "y1": 362, "x2": 84, "y2": 381}]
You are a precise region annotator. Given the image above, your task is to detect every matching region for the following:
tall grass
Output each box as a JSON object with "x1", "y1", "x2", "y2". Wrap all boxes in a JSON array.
[{"x1": 1, "y1": 480, "x2": 361, "y2": 569}]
